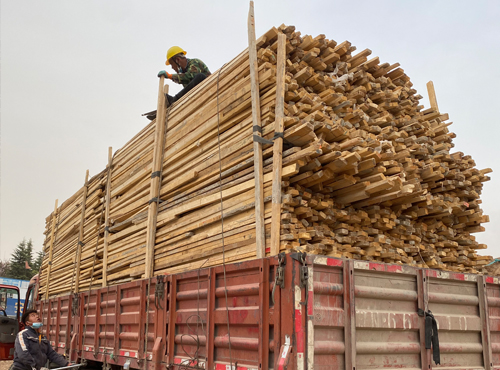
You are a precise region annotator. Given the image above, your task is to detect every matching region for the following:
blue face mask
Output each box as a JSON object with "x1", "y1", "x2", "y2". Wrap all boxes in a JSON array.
[{"x1": 32, "y1": 322, "x2": 43, "y2": 329}]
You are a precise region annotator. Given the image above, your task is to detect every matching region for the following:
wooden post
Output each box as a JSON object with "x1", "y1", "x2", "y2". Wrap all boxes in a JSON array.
[
  {"x1": 426, "y1": 81, "x2": 439, "y2": 112},
  {"x1": 102, "y1": 147, "x2": 113, "y2": 287},
  {"x1": 270, "y1": 33, "x2": 287, "y2": 256},
  {"x1": 74, "y1": 170, "x2": 90, "y2": 293},
  {"x1": 145, "y1": 77, "x2": 169, "y2": 279},
  {"x1": 248, "y1": 0, "x2": 265, "y2": 258},
  {"x1": 44, "y1": 199, "x2": 58, "y2": 300}
]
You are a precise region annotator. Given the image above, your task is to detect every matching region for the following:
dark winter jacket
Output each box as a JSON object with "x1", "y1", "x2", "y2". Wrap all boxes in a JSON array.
[{"x1": 12, "y1": 326, "x2": 68, "y2": 370}]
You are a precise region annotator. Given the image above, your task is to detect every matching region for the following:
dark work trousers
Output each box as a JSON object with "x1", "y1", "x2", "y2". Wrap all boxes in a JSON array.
[{"x1": 168, "y1": 73, "x2": 208, "y2": 104}]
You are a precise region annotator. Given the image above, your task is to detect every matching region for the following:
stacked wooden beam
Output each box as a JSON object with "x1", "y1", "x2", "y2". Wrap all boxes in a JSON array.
[
  {"x1": 272, "y1": 26, "x2": 492, "y2": 273},
  {"x1": 39, "y1": 24, "x2": 493, "y2": 298},
  {"x1": 39, "y1": 170, "x2": 107, "y2": 296}
]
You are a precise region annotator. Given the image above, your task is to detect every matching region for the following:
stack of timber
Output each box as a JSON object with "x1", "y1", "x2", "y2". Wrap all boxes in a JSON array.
[{"x1": 39, "y1": 24, "x2": 493, "y2": 298}]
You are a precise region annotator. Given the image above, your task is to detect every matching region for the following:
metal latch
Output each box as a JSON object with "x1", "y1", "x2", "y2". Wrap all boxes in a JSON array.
[
  {"x1": 291, "y1": 252, "x2": 309, "y2": 306},
  {"x1": 155, "y1": 275, "x2": 165, "y2": 310},
  {"x1": 299, "y1": 252, "x2": 309, "y2": 289},
  {"x1": 299, "y1": 252, "x2": 309, "y2": 306},
  {"x1": 71, "y1": 293, "x2": 80, "y2": 316},
  {"x1": 123, "y1": 359, "x2": 131, "y2": 370},
  {"x1": 272, "y1": 253, "x2": 286, "y2": 305}
]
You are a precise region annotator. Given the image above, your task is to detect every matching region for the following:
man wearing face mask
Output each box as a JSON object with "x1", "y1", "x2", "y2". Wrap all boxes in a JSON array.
[
  {"x1": 157, "y1": 46, "x2": 211, "y2": 105},
  {"x1": 11, "y1": 309, "x2": 68, "y2": 370}
]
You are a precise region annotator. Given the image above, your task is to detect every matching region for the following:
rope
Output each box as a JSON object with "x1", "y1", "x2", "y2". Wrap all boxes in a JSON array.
[
  {"x1": 176, "y1": 260, "x2": 209, "y2": 370},
  {"x1": 215, "y1": 65, "x2": 234, "y2": 370}
]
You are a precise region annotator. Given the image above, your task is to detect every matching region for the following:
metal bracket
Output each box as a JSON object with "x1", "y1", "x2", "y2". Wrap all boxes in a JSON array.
[{"x1": 272, "y1": 253, "x2": 287, "y2": 305}]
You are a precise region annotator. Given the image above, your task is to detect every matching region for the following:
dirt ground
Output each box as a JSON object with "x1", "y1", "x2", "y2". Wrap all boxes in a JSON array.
[{"x1": 0, "y1": 361, "x2": 12, "y2": 370}]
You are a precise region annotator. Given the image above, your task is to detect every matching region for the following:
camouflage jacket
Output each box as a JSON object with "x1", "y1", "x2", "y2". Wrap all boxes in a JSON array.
[{"x1": 171, "y1": 58, "x2": 211, "y2": 87}]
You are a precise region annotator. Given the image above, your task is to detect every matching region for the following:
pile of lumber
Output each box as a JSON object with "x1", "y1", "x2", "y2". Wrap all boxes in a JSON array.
[{"x1": 39, "y1": 24, "x2": 493, "y2": 298}]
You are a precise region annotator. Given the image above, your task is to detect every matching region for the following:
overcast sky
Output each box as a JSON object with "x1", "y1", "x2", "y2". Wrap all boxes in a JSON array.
[{"x1": 1, "y1": 0, "x2": 499, "y2": 261}]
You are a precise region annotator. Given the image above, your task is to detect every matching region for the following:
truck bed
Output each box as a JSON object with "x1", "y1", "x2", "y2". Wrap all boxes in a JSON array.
[{"x1": 37, "y1": 254, "x2": 500, "y2": 370}]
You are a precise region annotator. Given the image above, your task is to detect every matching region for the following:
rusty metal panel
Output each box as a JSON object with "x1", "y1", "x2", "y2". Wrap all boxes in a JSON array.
[
  {"x1": 35, "y1": 256, "x2": 497, "y2": 370},
  {"x1": 80, "y1": 288, "x2": 99, "y2": 355},
  {"x1": 167, "y1": 259, "x2": 275, "y2": 370},
  {"x1": 115, "y1": 281, "x2": 144, "y2": 359},
  {"x1": 485, "y1": 276, "x2": 500, "y2": 369},
  {"x1": 37, "y1": 294, "x2": 73, "y2": 358},
  {"x1": 353, "y1": 261, "x2": 420, "y2": 370},
  {"x1": 309, "y1": 256, "x2": 346, "y2": 370},
  {"x1": 46, "y1": 298, "x2": 58, "y2": 352},
  {"x1": 71, "y1": 279, "x2": 161, "y2": 369},
  {"x1": 99, "y1": 286, "x2": 118, "y2": 352},
  {"x1": 426, "y1": 270, "x2": 483, "y2": 369},
  {"x1": 478, "y1": 276, "x2": 492, "y2": 370},
  {"x1": 170, "y1": 269, "x2": 209, "y2": 367}
]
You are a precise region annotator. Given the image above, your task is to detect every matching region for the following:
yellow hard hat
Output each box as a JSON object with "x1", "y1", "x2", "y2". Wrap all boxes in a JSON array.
[{"x1": 165, "y1": 46, "x2": 187, "y2": 65}]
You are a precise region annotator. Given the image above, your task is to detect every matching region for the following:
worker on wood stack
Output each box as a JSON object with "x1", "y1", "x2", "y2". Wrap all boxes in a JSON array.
[
  {"x1": 11, "y1": 309, "x2": 69, "y2": 370},
  {"x1": 158, "y1": 46, "x2": 211, "y2": 105}
]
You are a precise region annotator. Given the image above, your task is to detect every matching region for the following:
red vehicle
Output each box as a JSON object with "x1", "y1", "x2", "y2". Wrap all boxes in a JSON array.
[
  {"x1": 25, "y1": 254, "x2": 500, "y2": 370},
  {"x1": 0, "y1": 284, "x2": 21, "y2": 361}
]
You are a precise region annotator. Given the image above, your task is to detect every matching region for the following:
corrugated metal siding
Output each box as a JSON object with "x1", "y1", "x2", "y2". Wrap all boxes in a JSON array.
[
  {"x1": 309, "y1": 259, "x2": 346, "y2": 370},
  {"x1": 427, "y1": 275, "x2": 482, "y2": 368},
  {"x1": 486, "y1": 277, "x2": 499, "y2": 368},
  {"x1": 36, "y1": 255, "x2": 497, "y2": 370},
  {"x1": 354, "y1": 268, "x2": 420, "y2": 370}
]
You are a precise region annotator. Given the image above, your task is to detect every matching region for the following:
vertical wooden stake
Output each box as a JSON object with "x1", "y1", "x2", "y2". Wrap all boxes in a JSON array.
[
  {"x1": 270, "y1": 33, "x2": 287, "y2": 256},
  {"x1": 44, "y1": 199, "x2": 58, "y2": 300},
  {"x1": 74, "y1": 170, "x2": 90, "y2": 293},
  {"x1": 426, "y1": 81, "x2": 439, "y2": 112},
  {"x1": 248, "y1": 0, "x2": 265, "y2": 258},
  {"x1": 145, "y1": 77, "x2": 169, "y2": 279},
  {"x1": 102, "y1": 147, "x2": 113, "y2": 287}
]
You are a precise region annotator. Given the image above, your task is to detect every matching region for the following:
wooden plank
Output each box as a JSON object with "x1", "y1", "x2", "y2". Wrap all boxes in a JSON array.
[
  {"x1": 145, "y1": 79, "x2": 169, "y2": 279},
  {"x1": 248, "y1": 0, "x2": 265, "y2": 258},
  {"x1": 74, "y1": 170, "x2": 90, "y2": 293},
  {"x1": 102, "y1": 147, "x2": 113, "y2": 287},
  {"x1": 44, "y1": 199, "x2": 58, "y2": 300},
  {"x1": 270, "y1": 32, "x2": 287, "y2": 256},
  {"x1": 39, "y1": 25, "x2": 495, "y2": 293},
  {"x1": 426, "y1": 80, "x2": 439, "y2": 112}
]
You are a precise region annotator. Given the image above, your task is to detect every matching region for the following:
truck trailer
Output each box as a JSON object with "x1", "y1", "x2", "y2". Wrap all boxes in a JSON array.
[{"x1": 16, "y1": 253, "x2": 500, "y2": 370}]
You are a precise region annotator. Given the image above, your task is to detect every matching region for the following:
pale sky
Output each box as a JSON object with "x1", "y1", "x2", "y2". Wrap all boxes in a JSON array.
[{"x1": 1, "y1": 0, "x2": 499, "y2": 260}]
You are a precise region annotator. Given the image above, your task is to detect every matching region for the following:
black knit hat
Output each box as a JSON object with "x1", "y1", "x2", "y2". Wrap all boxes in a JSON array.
[{"x1": 21, "y1": 309, "x2": 38, "y2": 324}]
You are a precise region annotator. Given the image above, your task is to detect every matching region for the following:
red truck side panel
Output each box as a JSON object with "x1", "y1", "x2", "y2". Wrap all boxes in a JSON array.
[
  {"x1": 37, "y1": 255, "x2": 498, "y2": 370},
  {"x1": 485, "y1": 276, "x2": 500, "y2": 369}
]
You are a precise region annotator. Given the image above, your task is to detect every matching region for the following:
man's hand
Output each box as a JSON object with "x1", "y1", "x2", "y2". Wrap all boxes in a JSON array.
[
  {"x1": 157, "y1": 70, "x2": 172, "y2": 79},
  {"x1": 40, "y1": 367, "x2": 49, "y2": 370}
]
